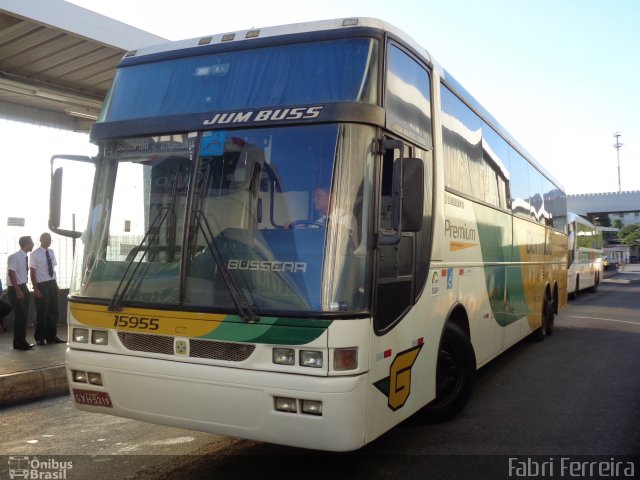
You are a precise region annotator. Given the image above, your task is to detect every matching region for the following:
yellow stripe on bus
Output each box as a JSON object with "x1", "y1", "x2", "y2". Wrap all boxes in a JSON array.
[
  {"x1": 69, "y1": 303, "x2": 226, "y2": 337},
  {"x1": 450, "y1": 241, "x2": 477, "y2": 251}
]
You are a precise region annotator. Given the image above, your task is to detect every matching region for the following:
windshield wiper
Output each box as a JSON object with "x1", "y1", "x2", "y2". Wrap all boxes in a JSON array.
[
  {"x1": 194, "y1": 209, "x2": 260, "y2": 323},
  {"x1": 108, "y1": 206, "x2": 172, "y2": 312}
]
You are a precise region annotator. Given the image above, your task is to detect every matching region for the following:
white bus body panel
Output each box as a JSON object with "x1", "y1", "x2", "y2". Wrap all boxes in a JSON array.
[{"x1": 66, "y1": 348, "x2": 368, "y2": 452}]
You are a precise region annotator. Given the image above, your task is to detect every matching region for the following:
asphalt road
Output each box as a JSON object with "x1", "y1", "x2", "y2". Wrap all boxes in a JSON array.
[{"x1": 2, "y1": 278, "x2": 639, "y2": 479}]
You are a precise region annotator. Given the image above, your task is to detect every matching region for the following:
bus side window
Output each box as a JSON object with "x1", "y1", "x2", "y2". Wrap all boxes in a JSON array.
[{"x1": 379, "y1": 148, "x2": 395, "y2": 231}]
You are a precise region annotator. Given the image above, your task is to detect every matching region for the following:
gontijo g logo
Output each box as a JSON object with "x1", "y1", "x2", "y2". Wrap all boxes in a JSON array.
[{"x1": 373, "y1": 344, "x2": 423, "y2": 411}]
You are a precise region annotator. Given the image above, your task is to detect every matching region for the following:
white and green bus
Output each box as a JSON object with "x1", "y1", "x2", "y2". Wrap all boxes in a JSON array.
[
  {"x1": 51, "y1": 18, "x2": 567, "y2": 451},
  {"x1": 567, "y1": 212, "x2": 604, "y2": 297}
]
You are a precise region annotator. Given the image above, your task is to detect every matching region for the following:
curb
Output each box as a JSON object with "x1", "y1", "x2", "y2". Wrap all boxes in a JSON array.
[{"x1": 0, "y1": 365, "x2": 69, "y2": 407}]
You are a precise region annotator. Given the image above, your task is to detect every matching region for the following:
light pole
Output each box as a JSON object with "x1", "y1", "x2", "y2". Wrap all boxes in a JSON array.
[{"x1": 613, "y1": 132, "x2": 623, "y2": 193}]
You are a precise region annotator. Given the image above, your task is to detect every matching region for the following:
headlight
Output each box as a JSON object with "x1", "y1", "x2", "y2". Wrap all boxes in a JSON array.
[
  {"x1": 273, "y1": 348, "x2": 295, "y2": 365},
  {"x1": 72, "y1": 328, "x2": 89, "y2": 343},
  {"x1": 91, "y1": 330, "x2": 109, "y2": 345},
  {"x1": 299, "y1": 350, "x2": 323, "y2": 368},
  {"x1": 73, "y1": 370, "x2": 87, "y2": 383}
]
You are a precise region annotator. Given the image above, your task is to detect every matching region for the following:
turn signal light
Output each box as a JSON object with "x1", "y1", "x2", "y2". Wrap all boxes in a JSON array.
[{"x1": 334, "y1": 347, "x2": 358, "y2": 371}]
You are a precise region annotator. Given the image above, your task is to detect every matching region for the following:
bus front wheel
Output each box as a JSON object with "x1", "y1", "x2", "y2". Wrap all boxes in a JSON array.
[{"x1": 415, "y1": 323, "x2": 476, "y2": 423}]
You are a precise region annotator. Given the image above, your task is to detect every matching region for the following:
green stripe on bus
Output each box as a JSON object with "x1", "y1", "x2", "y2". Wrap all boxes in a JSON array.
[
  {"x1": 197, "y1": 316, "x2": 333, "y2": 345},
  {"x1": 474, "y1": 205, "x2": 530, "y2": 326}
]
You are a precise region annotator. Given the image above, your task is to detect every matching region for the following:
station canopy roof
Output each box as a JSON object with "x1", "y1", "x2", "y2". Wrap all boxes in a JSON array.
[{"x1": 0, "y1": 0, "x2": 166, "y2": 132}]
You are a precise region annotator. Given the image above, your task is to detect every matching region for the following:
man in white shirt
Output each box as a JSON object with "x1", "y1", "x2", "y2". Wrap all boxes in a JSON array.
[
  {"x1": 7, "y1": 236, "x2": 34, "y2": 350},
  {"x1": 312, "y1": 186, "x2": 357, "y2": 238},
  {"x1": 30, "y1": 232, "x2": 65, "y2": 345},
  {"x1": 288, "y1": 187, "x2": 356, "y2": 231}
]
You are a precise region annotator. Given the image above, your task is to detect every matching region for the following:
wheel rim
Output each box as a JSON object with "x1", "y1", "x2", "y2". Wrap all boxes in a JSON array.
[{"x1": 436, "y1": 345, "x2": 461, "y2": 399}]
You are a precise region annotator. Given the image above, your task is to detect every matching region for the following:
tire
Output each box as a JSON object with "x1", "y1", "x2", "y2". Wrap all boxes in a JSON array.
[
  {"x1": 569, "y1": 276, "x2": 579, "y2": 300},
  {"x1": 415, "y1": 323, "x2": 476, "y2": 423},
  {"x1": 533, "y1": 294, "x2": 554, "y2": 342},
  {"x1": 589, "y1": 274, "x2": 599, "y2": 293}
]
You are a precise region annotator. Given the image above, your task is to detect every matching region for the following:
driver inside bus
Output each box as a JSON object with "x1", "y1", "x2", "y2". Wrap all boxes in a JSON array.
[{"x1": 287, "y1": 186, "x2": 356, "y2": 234}]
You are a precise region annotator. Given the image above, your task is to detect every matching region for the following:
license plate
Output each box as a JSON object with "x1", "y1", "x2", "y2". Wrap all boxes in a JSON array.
[{"x1": 72, "y1": 389, "x2": 113, "y2": 408}]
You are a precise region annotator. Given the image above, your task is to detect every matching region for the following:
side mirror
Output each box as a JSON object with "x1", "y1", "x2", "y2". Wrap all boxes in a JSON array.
[
  {"x1": 49, "y1": 155, "x2": 94, "y2": 239},
  {"x1": 378, "y1": 157, "x2": 424, "y2": 245},
  {"x1": 49, "y1": 167, "x2": 63, "y2": 230}
]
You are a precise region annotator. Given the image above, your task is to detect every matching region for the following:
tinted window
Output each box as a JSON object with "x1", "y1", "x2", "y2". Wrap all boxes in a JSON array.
[
  {"x1": 508, "y1": 148, "x2": 530, "y2": 217},
  {"x1": 104, "y1": 38, "x2": 379, "y2": 121},
  {"x1": 545, "y1": 180, "x2": 567, "y2": 231},
  {"x1": 442, "y1": 86, "x2": 492, "y2": 204},
  {"x1": 482, "y1": 122, "x2": 509, "y2": 209},
  {"x1": 528, "y1": 164, "x2": 545, "y2": 223},
  {"x1": 385, "y1": 44, "x2": 432, "y2": 149}
]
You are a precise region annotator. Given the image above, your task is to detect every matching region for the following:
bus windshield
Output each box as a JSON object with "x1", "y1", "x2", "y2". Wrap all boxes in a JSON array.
[
  {"x1": 102, "y1": 38, "x2": 378, "y2": 122},
  {"x1": 75, "y1": 123, "x2": 373, "y2": 316}
]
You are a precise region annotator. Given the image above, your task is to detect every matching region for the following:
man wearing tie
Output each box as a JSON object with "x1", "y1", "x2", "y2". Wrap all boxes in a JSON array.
[
  {"x1": 7, "y1": 236, "x2": 35, "y2": 350},
  {"x1": 30, "y1": 232, "x2": 65, "y2": 345}
]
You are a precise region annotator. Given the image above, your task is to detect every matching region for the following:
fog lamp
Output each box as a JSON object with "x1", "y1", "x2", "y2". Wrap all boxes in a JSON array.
[
  {"x1": 274, "y1": 397, "x2": 297, "y2": 413},
  {"x1": 73, "y1": 370, "x2": 87, "y2": 383},
  {"x1": 88, "y1": 372, "x2": 103, "y2": 386},
  {"x1": 301, "y1": 400, "x2": 323, "y2": 416}
]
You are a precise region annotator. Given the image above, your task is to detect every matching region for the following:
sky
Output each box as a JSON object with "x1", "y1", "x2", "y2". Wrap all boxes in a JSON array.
[{"x1": 1, "y1": 0, "x2": 640, "y2": 243}]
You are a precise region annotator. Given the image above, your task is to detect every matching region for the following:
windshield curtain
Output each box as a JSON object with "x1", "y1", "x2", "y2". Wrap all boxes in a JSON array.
[
  {"x1": 74, "y1": 134, "x2": 197, "y2": 305},
  {"x1": 101, "y1": 38, "x2": 378, "y2": 122},
  {"x1": 74, "y1": 124, "x2": 373, "y2": 315}
]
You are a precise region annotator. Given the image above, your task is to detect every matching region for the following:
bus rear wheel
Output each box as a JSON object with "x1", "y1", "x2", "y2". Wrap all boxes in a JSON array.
[
  {"x1": 415, "y1": 323, "x2": 476, "y2": 423},
  {"x1": 533, "y1": 295, "x2": 554, "y2": 342}
]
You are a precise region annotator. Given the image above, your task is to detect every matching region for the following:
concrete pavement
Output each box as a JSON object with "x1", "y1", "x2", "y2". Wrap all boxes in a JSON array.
[
  {"x1": 1, "y1": 266, "x2": 639, "y2": 409},
  {"x1": 0, "y1": 326, "x2": 68, "y2": 407}
]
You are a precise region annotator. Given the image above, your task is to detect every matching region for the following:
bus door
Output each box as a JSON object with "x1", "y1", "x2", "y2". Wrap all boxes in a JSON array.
[
  {"x1": 373, "y1": 137, "x2": 431, "y2": 333},
  {"x1": 375, "y1": 138, "x2": 415, "y2": 333}
]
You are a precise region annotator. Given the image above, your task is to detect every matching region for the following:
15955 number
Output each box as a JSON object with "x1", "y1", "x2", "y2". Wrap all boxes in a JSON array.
[{"x1": 113, "y1": 314, "x2": 160, "y2": 330}]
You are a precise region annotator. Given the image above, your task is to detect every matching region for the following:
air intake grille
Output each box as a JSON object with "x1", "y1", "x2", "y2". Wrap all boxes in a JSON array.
[{"x1": 117, "y1": 332, "x2": 255, "y2": 361}]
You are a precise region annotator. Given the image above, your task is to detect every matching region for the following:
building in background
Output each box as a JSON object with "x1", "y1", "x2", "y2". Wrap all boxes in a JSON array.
[{"x1": 567, "y1": 191, "x2": 640, "y2": 265}]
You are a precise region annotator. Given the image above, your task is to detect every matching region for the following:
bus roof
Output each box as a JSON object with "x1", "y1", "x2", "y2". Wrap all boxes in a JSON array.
[{"x1": 123, "y1": 17, "x2": 433, "y2": 65}]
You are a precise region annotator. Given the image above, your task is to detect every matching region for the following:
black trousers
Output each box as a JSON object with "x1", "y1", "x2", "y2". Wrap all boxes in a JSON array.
[
  {"x1": 0, "y1": 297, "x2": 11, "y2": 322},
  {"x1": 34, "y1": 280, "x2": 59, "y2": 342},
  {"x1": 7, "y1": 284, "x2": 29, "y2": 348}
]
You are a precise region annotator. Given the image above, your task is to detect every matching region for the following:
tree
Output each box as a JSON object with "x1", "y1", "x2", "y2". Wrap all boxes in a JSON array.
[
  {"x1": 618, "y1": 224, "x2": 640, "y2": 245},
  {"x1": 596, "y1": 215, "x2": 611, "y2": 227}
]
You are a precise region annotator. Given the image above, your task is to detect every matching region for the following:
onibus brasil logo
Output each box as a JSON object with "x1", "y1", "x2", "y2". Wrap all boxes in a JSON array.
[{"x1": 8, "y1": 456, "x2": 73, "y2": 479}]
